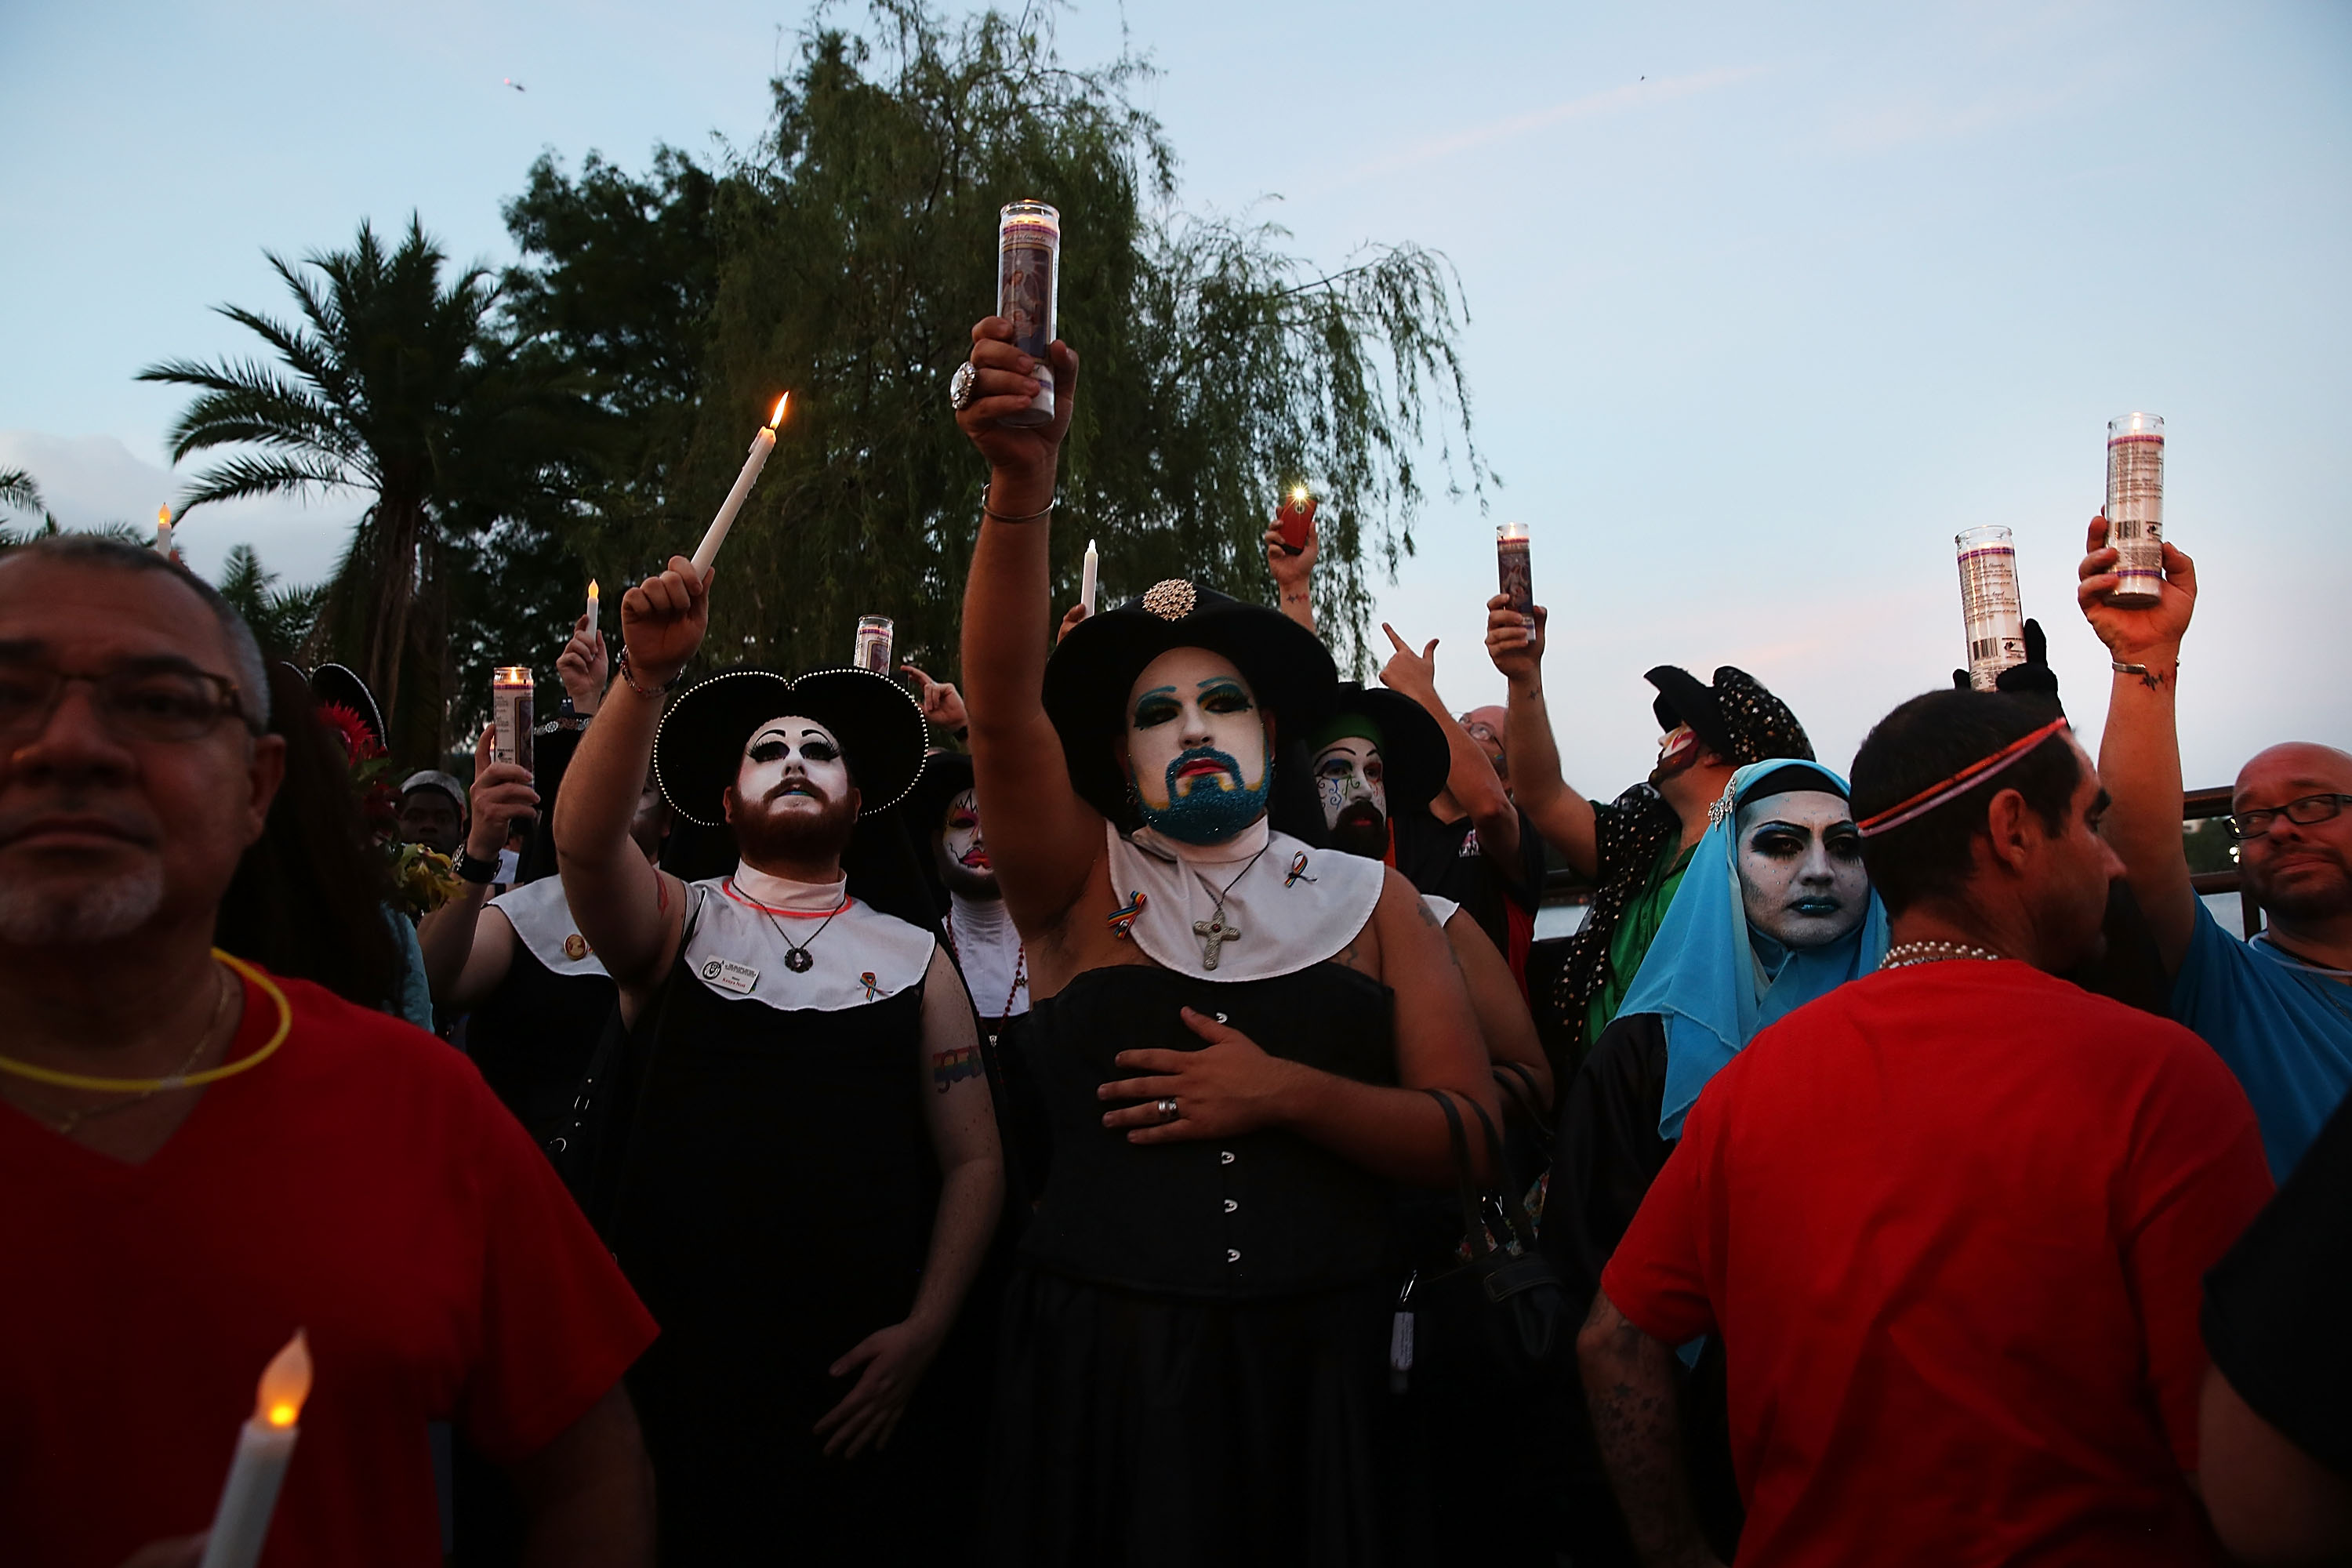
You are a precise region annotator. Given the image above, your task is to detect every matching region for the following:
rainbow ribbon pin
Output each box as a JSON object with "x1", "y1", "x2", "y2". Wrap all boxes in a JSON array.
[
  {"x1": 1108, "y1": 890, "x2": 1147, "y2": 939},
  {"x1": 859, "y1": 971, "x2": 880, "y2": 1000},
  {"x1": 1285, "y1": 851, "x2": 1316, "y2": 887}
]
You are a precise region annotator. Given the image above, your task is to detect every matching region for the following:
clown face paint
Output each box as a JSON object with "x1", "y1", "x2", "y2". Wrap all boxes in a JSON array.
[
  {"x1": 728, "y1": 715, "x2": 858, "y2": 862},
  {"x1": 1735, "y1": 789, "x2": 1869, "y2": 950},
  {"x1": 936, "y1": 786, "x2": 998, "y2": 898},
  {"x1": 1124, "y1": 647, "x2": 1271, "y2": 845}
]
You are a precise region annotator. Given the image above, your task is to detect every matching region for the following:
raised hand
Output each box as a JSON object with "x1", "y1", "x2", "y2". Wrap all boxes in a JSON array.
[
  {"x1": 1484, "y1": 593, "x2": 1545, "y2": 685},
  {"x1": 554, "y1": 612, "x2": 608, "y2": 713},
  {"x1": 2075, "y1": 515, "x2": 2195, "y2": 663},
  {"x1": 955, "y1": 317, "x2": 1080, "y2": 508},
  {"x1": 466, "y1": 724, "x2": 540, "y2": 860},
  {"x1": 1056, "y1": 602, "x2": 1088, "y2": 644},
  {"x1": 1265, "y1": 512, "x2": 1317, "y2": 588},
  {"x1": 1096, "y1": 1007, "x2": 1307, "y2": 1143},
  {"x1": 618, "y1": 554, "x2": 711, "y2": 690},
  {"x1": 900, "y1": 664, "x2": 968, "y2": 735},
  {"x1": 1378, "y1": 622, "x2": 1441, "y2": 702}
]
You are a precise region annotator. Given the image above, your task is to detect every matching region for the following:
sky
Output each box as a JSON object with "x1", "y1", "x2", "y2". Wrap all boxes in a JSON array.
[{"x1": 3, "y1": 0, "x2": 2346, "y2": 793}]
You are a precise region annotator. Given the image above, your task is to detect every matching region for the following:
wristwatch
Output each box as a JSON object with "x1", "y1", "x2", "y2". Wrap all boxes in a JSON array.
[{"x1": 452, "y1": 847, "x2": 500, "y2": 885}]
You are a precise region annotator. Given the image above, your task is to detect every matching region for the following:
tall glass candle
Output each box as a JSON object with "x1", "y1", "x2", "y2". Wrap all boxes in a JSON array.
[
  {"x1": 1955, "y1": 526, "x2": 2027, "y2": 691},
  {"x1": 1496, "y1": 522, "x2": 1534, "y2": 618},
  {"x1": 2104, "y1": 412, "x2": 2165, "y2": 608},
  {"x1": 854, "y1": 616, "x2": 895, "y2": 675},
  {"x1": 996, "y1": 201, "x2": 1061, "y2": 427},
  {"x1": 492, "y1": 666, "x2": 535, "y2": 775}
]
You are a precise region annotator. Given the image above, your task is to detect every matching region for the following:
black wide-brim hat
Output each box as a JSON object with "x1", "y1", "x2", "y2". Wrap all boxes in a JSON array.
[
  {"x1": 905, "y1": 749, "x2": 975, "y2": 832},
  {"x1": 654, "y1": 666, "x2": 927, "y2": 829},
  {"x1": 1314, "y1": 682, "x2": 1450, "y2": 815},
  {"x1": 308, "y1": 663, "x2": 385, "y2": 751},
  {"x1": 1043, "y1": 579, "x2": 1339, "y2": 826},
  {"x1": 1646, "y1": 663, "x2": 1813, "y2": 768}
]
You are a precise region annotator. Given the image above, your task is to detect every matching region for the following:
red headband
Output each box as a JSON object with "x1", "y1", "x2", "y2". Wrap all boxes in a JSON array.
[{"x1": 1855, "y1": 715, "x2": 2073, "y2": 838}]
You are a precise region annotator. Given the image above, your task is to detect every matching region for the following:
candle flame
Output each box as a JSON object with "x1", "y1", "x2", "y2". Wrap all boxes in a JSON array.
[
  {"x1": 254, "y1": 1329, "x2": 312, "y2": 1429},
  {"x1": 1289, "y1": 486, "x2": 1308, "y2": 505},
  {"x1": 768, "y1": 392, "x2": 790, "y2": 429},
  {"x1": 588, "y1": 579, "x2": 600, "y2": 603},
  {"x1": 158, "y1": 505, "x2": 172, "y2": 526}
]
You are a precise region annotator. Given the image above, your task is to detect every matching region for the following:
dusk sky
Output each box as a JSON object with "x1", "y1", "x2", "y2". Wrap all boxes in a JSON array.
[{"x1": 4, "y1": 0, "x2": 2345, "y2": 791}]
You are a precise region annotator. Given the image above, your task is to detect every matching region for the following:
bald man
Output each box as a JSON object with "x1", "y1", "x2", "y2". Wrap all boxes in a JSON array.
[{"x1": 2079, "y1": 518, "x2": 2352, "y2": 1177}]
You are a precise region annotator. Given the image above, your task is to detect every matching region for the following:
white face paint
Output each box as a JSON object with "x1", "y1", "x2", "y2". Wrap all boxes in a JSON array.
[
  {"x1": 943, "y1": 788, "x2": 987, "y2": 873},
  {"x1": 732, "y1": 715, "x2": 852, "y2": 822},
  {"x1": 1734, "y1": 789, "x2": 1870, "y2": 950},
  {"x1": 1123, "y1": 647, "x2": 1268, "y2": 815},
  {"x1": 1312, "y1": 737, "x2": 1387, "y2": 829}
]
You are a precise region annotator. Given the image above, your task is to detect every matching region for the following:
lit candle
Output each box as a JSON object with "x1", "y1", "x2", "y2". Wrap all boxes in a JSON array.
[
  {"x1": 691, "y1": 393, "x2": 789, "y2": 576},
  {"x1": 155, "y1": 505, "x2": 175, "y2": 557},
  {"x1": 1080, "y1": 539, "x2": 1098, "y2": 618},
  {"x1": 585, "y1": 578, "x2": 600, "y2": 637},
  {"x1": 198, "y1": 1330, "x2": 312, "y2": 1568}
]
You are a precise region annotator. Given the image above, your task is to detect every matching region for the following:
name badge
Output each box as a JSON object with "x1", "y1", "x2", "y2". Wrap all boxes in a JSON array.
[{"x1": 699, "y1": 957, "x2": 760, "y2": 995}]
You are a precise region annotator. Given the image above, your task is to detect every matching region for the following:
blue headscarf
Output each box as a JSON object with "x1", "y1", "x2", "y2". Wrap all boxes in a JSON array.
[{"x1": 1619, "y1": 758, "x2": 1889, "y2": 1139}]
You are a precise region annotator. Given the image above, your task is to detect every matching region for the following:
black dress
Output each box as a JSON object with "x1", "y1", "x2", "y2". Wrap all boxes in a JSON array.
[
  {"x1": 1542, "y1": 1011, "x2": 1741, "y2": 1565},
  {"x1": 465, "y1": 878, "x2": 619, "y2": 1146},
  {"x1": 991, "y1": 963, "x2": 1400, "y2": 1567},
  {"x1": 599, "y1": 887, "x2": 952, "y2": 1565}
]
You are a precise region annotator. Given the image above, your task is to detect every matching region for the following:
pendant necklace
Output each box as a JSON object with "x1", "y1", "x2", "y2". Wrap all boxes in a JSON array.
[
  {"x1": 1192, "y1": 844, "x2": 1270, "y2": 971},
  {"x1": 10, "y1": 962, "x2": 233, "y2": 1136},
  {"x1": 1882, "y1": 939, "x2": 2006, "y2": 969},
  {"x1": 760, "y1": 897, "x2": 851, "y2": 974}
]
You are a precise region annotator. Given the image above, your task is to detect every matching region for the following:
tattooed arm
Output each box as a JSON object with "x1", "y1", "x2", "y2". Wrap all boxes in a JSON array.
[
  {"x1": 814, "y1": 945, "x2": 1003, "y2": 1458},
  {"x1": 1577, "y1": 1290, "x2": 1725, "y2": 1568}
]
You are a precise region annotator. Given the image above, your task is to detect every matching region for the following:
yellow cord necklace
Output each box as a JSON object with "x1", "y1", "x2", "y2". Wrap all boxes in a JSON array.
[{"x1": 0, "y1": 950, "x2": 292, "y2": 1094}]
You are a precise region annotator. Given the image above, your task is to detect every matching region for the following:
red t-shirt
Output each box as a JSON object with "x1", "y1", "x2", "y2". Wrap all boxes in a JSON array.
[
  {"x1": 0, "y1": 968, "x2": 658, "y2": 1568},
  {"x1": 1602, "y1": 960, "x2": 2273, "y2": 1567}
]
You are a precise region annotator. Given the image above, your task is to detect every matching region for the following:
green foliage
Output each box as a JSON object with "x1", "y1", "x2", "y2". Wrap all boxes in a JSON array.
[
  {"x1": 140, "y1": 217, "x2": 591, "y2": 764},
  {"x1": 510, "y1": 0, "x2": 1486, "y2": 681},
  {"x1": 213, "y1": 543, "x2": 326, "y2": 658},
  {"x1": 2183, "y1": 816, "x2": 2239, "y2": 877},
  {"x1": 0, "y1": 468, "x2": 43, "y2": 518}
]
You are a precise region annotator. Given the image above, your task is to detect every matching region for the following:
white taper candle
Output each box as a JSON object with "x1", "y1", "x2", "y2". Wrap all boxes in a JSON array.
[
  {"x1": 1080, "y1": 539, "x2": 1098, "y2": 618},
  {"x1": 690, "y1": 394, "x2": 788, "y2": 576},
  {"x1": 198, "y1": 1330, "x2": 312, "y2": 1568}
]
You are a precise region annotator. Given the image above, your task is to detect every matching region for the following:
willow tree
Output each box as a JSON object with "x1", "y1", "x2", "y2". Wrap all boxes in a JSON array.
[{"x1": 518, "y1": 0, "x2": 1487, "y2": 681}]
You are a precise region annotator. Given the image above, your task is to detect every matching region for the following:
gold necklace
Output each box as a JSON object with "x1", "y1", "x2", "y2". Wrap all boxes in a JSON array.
[
  {"x1": 0, "y1": 950, "x2": 294, "y2": 1106},
  {"x1": 13, "y1": 962, "x2": 230, "y2": 1135}
]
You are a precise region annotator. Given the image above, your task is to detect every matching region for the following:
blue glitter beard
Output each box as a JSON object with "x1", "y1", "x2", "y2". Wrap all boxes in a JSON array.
[{"x1": 1141, "y1": 746, "x2": 1271, "y2": 844}]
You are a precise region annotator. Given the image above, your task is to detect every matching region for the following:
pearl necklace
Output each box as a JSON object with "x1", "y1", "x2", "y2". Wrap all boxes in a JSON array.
[{"x1": 1882, "y1": 939, "x2": 2007, "y2": 969}]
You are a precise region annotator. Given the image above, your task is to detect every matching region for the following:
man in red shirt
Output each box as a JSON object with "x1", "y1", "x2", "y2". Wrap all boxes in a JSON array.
[
  {"x1": 1581, "y1": 688, "x2": 2274, "y2": 1567},
  {"x1": 0, "y1": 537, "x2": 658, "y2": 1568}
]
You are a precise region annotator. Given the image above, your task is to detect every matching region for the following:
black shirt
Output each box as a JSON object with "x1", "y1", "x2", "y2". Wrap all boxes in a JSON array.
[
  {"x1": 1392, "y1": 805, "x2": 1544, "y2": 960},
  {"x1": 2203, "y1": 1090, "x2": 2352, "y2": 1479}
]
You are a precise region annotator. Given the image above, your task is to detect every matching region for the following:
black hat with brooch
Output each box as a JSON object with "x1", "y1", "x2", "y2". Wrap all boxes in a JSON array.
[
  {"x1": 1042, "y1": 579, "x2": 1339, "y2": 828},
  {"x1": 1646, "y1": 664, "x2": 1812, "y2": 767},
  {"x1": 654, "y1": 666, "x2": 928, "y2": 829}
]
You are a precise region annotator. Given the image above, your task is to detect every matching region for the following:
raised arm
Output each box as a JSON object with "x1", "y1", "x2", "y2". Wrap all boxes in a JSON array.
[
  {"x1": 955, "y1": 318, "x2": 1099, "y2": 935},
  {"x1": 418, "y1": 724, "x2": 540, "y2": 1004},
  {"x1": 553, "y1": 556, "x2": 707, "y2": 994},
  {"x1": 1486, "y1": 595, "x2": 1598, "y2": 877},
  {"x1": 2076, "y1": 516, "x2": 2198, "y2": 969},
  {"x1": 1265, "y1": 507, "x2": 1317, "y2": 631},
  {"x1": 1378, "y1": 622, "x2": 1522, "y2": 869}
]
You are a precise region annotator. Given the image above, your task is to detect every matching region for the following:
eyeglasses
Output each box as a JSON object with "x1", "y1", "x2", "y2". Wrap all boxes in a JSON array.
[
  {"x1": 2227, "y1": 793, "x2": 2352, "y2": 841},
  {"x1": 0, "y1": 661, "x2": 252, "y2": 745}
]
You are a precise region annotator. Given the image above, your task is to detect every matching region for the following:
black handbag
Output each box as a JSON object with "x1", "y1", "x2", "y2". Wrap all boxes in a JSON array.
[{"x1": 1410, "y1": 1088, "x2": 1577, "y2": 1389}]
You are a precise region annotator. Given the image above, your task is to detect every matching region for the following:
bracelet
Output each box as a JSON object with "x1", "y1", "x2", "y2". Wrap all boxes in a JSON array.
[
  {"x1": 2112, "y1": 659, "x2": 2176, "y2": 676},
  {"x1": 982, "y1": 493, "x2": 1054, "y2": 524},
  {"x1": 616, "y1": 648, "x2": 678, "y2": 699},
  {"x1": 452, "y1": 847, "x2": 499, "y2": 885}
]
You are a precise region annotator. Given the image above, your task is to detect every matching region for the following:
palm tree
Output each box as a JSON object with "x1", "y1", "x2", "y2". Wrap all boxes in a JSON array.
[
  {"x1": 0, "y1": 469, "x2": 42, "y2": 518},
  {"x1": 140, "y1": 216, "x2": 579, "y2": 760}
]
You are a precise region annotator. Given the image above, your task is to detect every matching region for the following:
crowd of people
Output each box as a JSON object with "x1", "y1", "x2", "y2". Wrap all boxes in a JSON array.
[{"x1": 2, "y1": 314, "x2": 2347, "y2": 1568}]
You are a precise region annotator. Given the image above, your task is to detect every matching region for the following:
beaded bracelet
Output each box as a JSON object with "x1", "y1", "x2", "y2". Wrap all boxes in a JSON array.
[{"x1": 616, "y1": 648, "x2": 678, "y2": 699}]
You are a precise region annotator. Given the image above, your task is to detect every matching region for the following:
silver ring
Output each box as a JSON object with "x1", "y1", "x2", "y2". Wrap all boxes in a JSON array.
[
  {"x1": 949, "y1": 361, "x2": 978, "y2": 412},
  {"x1": 1156, "y1": 1098, "x2": 1180, "y2": 1122}
]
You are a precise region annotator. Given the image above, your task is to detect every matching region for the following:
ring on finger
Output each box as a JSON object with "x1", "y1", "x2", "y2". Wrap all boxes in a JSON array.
[
  {"x1": 949, "y1": 361, "x2": 978, "y2": 412},
  {"x1": 1156, "y1": 1097, "x2": 1180, "y2": 1123}
]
